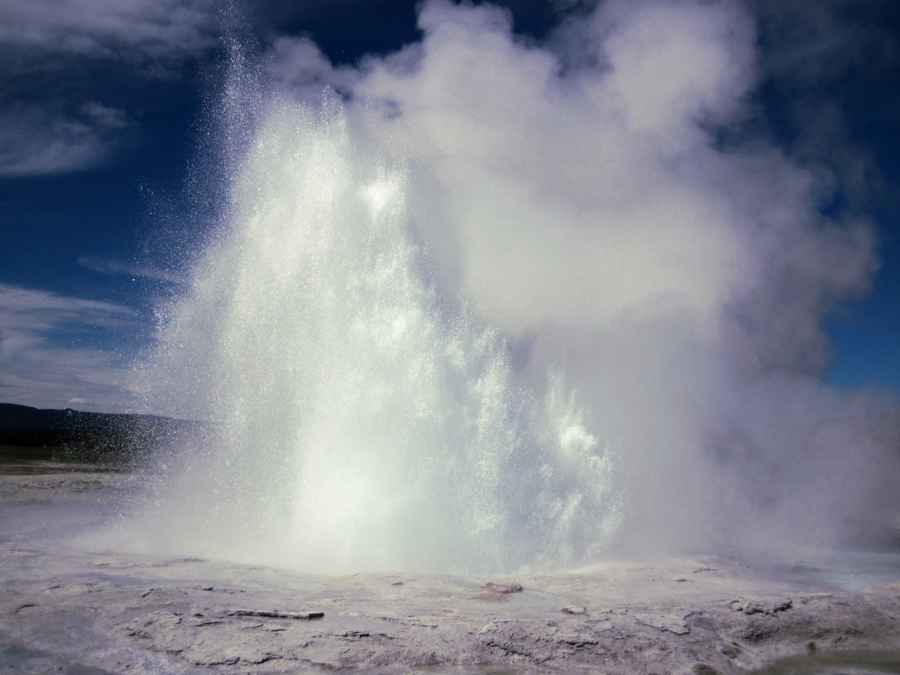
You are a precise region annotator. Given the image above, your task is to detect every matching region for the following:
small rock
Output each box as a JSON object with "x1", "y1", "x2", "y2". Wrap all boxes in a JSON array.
[
  {"x1": 561, "y1": 606, "x2": 587, "y2": 615},
  {"x1": 482, "y1": 582, "x2": 523, "y2": 594},
  {"x1": 477, "y1": 581, "x2": 524, "y2": 601},
  {"x1": 740, "y1": 620, "x2": 778, "y2": 643},
  {"x1": 720, "y1": 642, "x2": 742, "y2": 659},
  {"x1": 729, "y1": 598, "x2": 792, "y2": 616},
  {"x1": 192, "y1": 619, "x2": 224, "y2": 627},
  {"x1": 557, "y1": 632, "x2": 599, "y2": 648},
  {"x1": 633, "y1": 612, "x2": 690, "y2": 635},
  {"x1": 205, "y1": 656, "x2": 239, "y2": 666},
  {"x1": 342, "y1": 630, "x2": 371, "y2": 638},
  {"x1": 228, "y1": 609, "x2": 324, "y2": 620}
]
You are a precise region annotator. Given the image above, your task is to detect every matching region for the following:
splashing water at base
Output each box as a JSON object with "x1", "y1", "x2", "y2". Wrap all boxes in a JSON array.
[{"x1": 115, "y1": 98, "x2": 620, "y2": 574}]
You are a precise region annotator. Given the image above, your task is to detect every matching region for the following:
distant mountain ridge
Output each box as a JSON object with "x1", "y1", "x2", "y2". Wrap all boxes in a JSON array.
[{"x1": 0, "y1": 402, "x2": 201, "y2": 462}]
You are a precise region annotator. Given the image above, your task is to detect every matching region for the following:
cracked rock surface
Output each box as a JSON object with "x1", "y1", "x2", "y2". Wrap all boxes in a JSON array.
[{"x1": 2, "y1": 464, "x2": 900, "y2": 674}]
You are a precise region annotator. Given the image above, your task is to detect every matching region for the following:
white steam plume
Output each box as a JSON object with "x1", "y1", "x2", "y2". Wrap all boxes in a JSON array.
[{"x1": 293, "y1": 0, "x2": 899, "y2": 553}]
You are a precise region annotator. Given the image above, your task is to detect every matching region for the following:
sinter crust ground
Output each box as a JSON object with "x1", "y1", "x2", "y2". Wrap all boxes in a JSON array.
[{"x1": 1, "y1": 463, "x2": 899, "y2": 674}]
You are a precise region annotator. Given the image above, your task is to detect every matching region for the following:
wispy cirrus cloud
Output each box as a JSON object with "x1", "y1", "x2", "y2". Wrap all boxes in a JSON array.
[
  {"x1": 0, "y1": 0, "x2": 218, "y2": 62},
  {"x1": 0, "y1": 101, "x2": 130, "y2": 177},
  {"x1": 0, "y1": 0, "x2": 219, "y2": 177},
  {"x1": 756, "y1": 0, "x2": 897, "y2": 83},
  {"x1": 0, "y1": 284, "x2": 143, "y2": 412},
  {"x1": 754, "y1": 0, "x2": 896, "y2": 206},
  {"x1": 77, "y1": 256, "x2": 185, "y2": 285}
]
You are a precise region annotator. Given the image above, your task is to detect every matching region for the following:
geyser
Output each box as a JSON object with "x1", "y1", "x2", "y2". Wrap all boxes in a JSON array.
[
  {"x1": 116, "y1": 0, "x2": 900, "y2": 574},
  {"x1": 125, "y1": 97, "x2": 620, "y2": 574}
]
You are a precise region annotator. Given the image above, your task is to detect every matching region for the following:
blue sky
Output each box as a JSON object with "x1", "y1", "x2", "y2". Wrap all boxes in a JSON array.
[{"x1": 0, "y1": 0, "x2": 898, "y2": 412}]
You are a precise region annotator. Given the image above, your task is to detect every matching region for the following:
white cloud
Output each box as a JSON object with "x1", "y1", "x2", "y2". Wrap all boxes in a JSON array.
[
  {"x1": 80, "y1": 102, "x2": 129, "y2": 129},
  {"x1": 0, "y1": 101, "x2": 131, "y2": 176},
  {"x1": 0, "y1": 284, "x2": 143, "y2": 412},
  {"x1": 0, "y1": 1, "x2": 217, "y2": 175},
  {"x1": 355, "y1": 0, "x2": 864, "y2": 341},
  {"x1": 0, "y1": 0, "x2": 217, "y2": 61},
  {"x1": 756, "y1": 0, "x2": 896, "y2": 83},
  {"x1": 77, "y1": 256, "x2": 184, "y2": 285}
]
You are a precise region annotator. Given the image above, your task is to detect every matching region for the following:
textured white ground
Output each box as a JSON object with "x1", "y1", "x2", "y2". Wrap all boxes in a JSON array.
[{"x1": 1, "y1": 462, "x2": 899, "y2": 674}]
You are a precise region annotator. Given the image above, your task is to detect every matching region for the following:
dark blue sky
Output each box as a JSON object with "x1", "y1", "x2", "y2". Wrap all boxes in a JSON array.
[{"x1": 1, "y1": 0, "x2": 898, "y2": 410}]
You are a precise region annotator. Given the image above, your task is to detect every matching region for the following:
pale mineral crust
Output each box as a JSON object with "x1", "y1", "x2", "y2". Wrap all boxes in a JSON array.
[{"x1": 1, "y1": 464, "x2": 899, "y2": 674}]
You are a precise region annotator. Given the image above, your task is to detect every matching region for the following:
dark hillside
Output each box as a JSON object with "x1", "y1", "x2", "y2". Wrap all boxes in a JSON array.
[{"x1": 0, "y1": 403, "x2": 201, "y2": 463}]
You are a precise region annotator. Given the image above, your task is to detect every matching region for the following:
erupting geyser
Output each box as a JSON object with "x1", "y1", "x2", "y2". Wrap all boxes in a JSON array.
[
  {"x1": 109, "y1": 0, "x2": 900, "y2": 575},
  {"x1": 122, "y1": 97, "x2": 620, "y2": 574}
]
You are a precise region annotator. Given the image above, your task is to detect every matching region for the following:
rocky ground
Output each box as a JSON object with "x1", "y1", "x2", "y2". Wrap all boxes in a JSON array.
[{"x1": 1, "y1": 461, "x2": 899, "y2": 674}]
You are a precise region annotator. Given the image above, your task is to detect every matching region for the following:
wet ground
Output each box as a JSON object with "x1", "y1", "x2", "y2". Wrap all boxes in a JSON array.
[{"x1": 1, "y1": 456, "x2": 899, "y2": 674}]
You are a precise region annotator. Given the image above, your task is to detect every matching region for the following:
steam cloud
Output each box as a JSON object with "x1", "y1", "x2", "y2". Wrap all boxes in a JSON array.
[
  {"x1": 132, "y1": 0, "x2": 900, "y2": 569},
  {"x1": 269, "y1": 0, "x2": 899, "y2": 553}
]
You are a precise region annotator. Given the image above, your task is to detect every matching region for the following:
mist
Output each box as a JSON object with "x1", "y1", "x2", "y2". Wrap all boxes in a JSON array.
[{"x1": 127, "y1": 0, "x2": 900, "y2": 572}]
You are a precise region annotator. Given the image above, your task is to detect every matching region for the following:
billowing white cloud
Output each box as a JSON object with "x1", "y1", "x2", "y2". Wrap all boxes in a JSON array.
[
  {"x1": 0, "y1": 284, "x2": 142, "y2": 412},
  {"x1": 353, "y1": 0, "x2": 872, "y2": 343}
]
